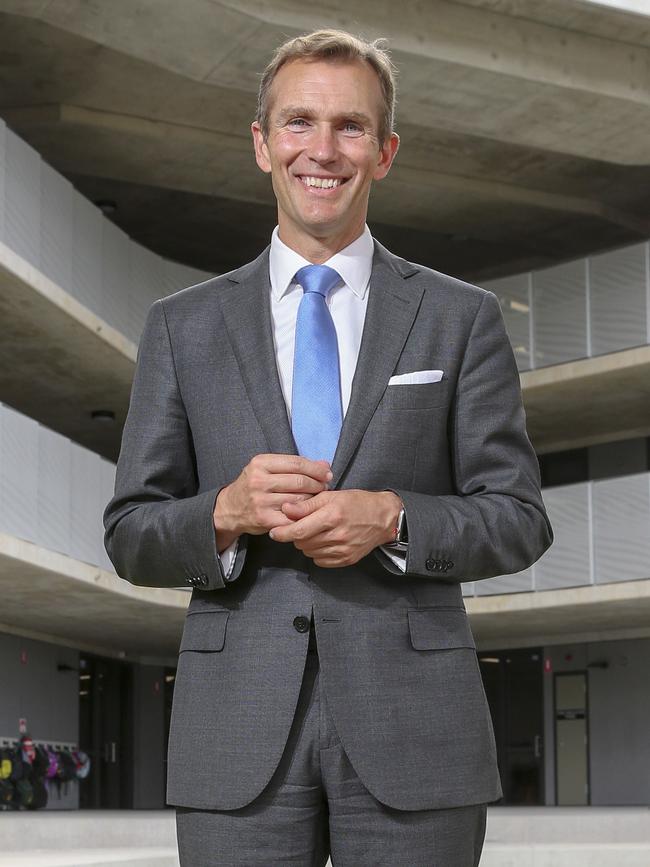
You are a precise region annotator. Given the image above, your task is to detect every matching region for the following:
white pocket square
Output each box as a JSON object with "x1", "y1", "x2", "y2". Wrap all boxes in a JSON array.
[{"x1": 388, "y1": 369, "x2": 444, "y2": 386}]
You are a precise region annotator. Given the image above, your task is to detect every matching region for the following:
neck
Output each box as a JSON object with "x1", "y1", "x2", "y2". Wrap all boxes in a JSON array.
[{"x1": 277, "y1": 221, "x2": 366, "y2": 264}]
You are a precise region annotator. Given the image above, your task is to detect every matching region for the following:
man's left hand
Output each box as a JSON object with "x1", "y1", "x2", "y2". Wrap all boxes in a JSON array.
[{"x1": 269, "y1": 490, "x2": 402, "y2": 567}]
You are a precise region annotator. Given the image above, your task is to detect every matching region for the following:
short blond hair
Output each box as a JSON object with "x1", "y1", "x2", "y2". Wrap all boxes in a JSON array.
[{"x1": 257, "y1": 29, "x2": 397, "y2": 144}]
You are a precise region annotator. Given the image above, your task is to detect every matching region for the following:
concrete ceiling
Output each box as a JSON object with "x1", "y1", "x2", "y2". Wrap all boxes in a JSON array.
[{"x1": 0, "y1": 0, "x2": 649, "y2": 281}]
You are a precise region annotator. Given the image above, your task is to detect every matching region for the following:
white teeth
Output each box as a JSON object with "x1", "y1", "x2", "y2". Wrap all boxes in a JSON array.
[{"x1": 300, "y1": 176, "x2": 343, "y2": 188}]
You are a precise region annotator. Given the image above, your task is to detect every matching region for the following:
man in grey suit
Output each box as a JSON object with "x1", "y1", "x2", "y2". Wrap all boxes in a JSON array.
[{"x1": 104, "y1": 29, "x2": 552, "y2": 867}]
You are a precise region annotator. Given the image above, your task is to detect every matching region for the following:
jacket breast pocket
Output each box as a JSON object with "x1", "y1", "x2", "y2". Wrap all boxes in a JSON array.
[
  {"x1": 407, "y1": 608, "x2": 476, "y2": 651},
  {"x1": 380, "y1": 380, "x2": 451, "y2": 411},
  {"x1": 179, "y1": 610, "x2": 230, "y2": 653}
]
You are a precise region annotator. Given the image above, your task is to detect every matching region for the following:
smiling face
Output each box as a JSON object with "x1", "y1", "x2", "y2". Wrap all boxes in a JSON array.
[{"x1": 252, "y1": 58, "x2": 399, "y2": 259}]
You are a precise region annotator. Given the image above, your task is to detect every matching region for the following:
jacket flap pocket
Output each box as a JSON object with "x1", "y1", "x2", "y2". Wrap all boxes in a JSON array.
[
  {"x1": 180, "y1": 610, "x2": 230, "y2": 653},
  {"x1": 407, "y1": 608, "x2": 475, "y2": 651}
]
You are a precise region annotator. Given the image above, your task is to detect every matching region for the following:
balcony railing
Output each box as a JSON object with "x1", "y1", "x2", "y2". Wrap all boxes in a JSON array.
[
  {"x1": 484, "y1": 242, "x2": 650, "y2": 372},
  {"x1": 463, "y1": 471, "x2": 650, "y2": 596},
  {"x1": 0, "y1": 119, "x2": 212, "y2": 345},
  {"x1": 2, "y1": 398, "x2": 648, "y2": 598}
]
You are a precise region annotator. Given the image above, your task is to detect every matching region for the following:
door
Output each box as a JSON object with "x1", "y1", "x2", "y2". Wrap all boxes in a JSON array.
[
  {"x1": 78, "y1": 654, "x2": 134, "y2": 808},
  {"x1": 554, "y1": 671, "x2": 589, "y2": 805},
  {"x1": 479, "y1": 647, "x2": 544, "y2": 804}
]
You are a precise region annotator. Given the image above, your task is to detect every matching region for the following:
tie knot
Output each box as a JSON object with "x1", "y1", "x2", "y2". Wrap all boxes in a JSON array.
[{"x1": 295, "y1": 264, "x2": 341, "y2": 298}]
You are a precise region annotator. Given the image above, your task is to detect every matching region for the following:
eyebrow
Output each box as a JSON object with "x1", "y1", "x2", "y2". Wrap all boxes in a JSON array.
[{"x1": 274, "y1": 106, "x2": 374, "y2": 128}]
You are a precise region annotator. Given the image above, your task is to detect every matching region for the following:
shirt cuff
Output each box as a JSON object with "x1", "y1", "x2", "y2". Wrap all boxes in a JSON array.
[
  {"x1": 218, "y1": 538, "x2": 240, "y2": 580},
  {"x1": 379, "y1": 544, "x2": 407, "y2": 572}
]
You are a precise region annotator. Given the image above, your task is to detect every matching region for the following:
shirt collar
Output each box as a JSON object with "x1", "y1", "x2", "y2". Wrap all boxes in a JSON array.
[{"x1": 269, "y1": 225, "x2": 374, "y2": 301}]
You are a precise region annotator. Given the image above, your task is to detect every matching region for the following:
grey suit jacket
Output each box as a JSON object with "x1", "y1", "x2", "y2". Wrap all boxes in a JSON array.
[{"x1": 104, "y1": 241, "x2": 552, "y2": 812}]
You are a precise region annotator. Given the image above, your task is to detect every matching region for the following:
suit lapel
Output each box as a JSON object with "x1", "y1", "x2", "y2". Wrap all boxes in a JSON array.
[
  {"x1": 214, "y1": 241, "x2": 423, "y2": 478},
  {"x1": 331, "y1": 242, "x2": 423, "y2": 487},
  {"x1": 214, "y1": 248, "x2": 297, "y2": 456}
]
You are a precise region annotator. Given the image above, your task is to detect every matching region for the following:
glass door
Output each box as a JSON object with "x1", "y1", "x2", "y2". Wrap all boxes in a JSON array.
[
  {"x1": 78, "y1": 654, "x2": 133, "y2": 808},
  {"x1": 479, "y1": 647, "x2": 545, "y2": 804}
]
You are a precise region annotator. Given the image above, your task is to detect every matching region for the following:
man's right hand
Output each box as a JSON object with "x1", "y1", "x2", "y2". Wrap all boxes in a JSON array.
[{"x1": 213, "y1": 454, "x2": 332, "y2": 552}]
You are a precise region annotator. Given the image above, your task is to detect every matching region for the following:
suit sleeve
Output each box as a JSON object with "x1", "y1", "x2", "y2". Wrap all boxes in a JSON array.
[
  {"x1": 103, "y1": 299, "x2": 248, "y2": 590},
  {"x1": 378, "y1": 290, "x2": 553, "y2": 582}
]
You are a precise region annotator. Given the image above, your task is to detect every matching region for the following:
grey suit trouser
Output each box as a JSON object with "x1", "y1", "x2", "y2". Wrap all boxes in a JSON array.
[{"x1": 176, "y1": 619, "x2": 488, "y2": 867}]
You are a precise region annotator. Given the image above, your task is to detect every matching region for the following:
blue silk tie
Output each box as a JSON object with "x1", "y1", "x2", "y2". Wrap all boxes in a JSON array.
[{"x1": 291, "y1": 264, "x2": 343, "y2": 464}]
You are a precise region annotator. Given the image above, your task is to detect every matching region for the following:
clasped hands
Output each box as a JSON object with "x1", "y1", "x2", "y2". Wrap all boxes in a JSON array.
[{"x1": 213, "y1": 454, "x2": 402, "y2": 568}]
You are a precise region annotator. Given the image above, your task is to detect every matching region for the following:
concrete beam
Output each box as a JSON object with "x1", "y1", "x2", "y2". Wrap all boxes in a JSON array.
[
  {"x1": 0, "y1": 532, "x2": 187, "y2": 663},
  {"x1": 6, "y1": 103, "x2": 648, "y2": 240},
  {"x1": 521, "y1": 346, "x2": 650, "y2": 452},
  {"x1": 0, "y1": 239, "x2": 135, "y2": 460},
  {"x1": 467, "y1": 578, "x2": 650, "y2": 649}
]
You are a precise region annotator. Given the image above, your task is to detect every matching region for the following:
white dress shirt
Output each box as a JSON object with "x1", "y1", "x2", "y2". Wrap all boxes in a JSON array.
[{"x1": 218, "y1": 225, "x2": 406, "y2": 575}]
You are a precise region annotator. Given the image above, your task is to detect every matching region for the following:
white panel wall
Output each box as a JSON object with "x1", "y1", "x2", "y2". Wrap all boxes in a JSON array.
[
  {"x1": 128, "y1": 241, "x2": 166, "y2": 344},
  {"x1": 485, "y1": 240, "x2": 650, "y2": 372},
  {"x1": 592, "y1": 473, "x2": 650, "y2": 584},
  {"x1": 37, "y1": 425, "x2": 72, "y2": 556},
  {"x1": 484, "y1": 273, "x2": 531, "y2": 372},
  {"x1": 0, "y1": 125, "x2": 214, "y2": 346},
  {"x1": 69, "y1": 441, "x2": 104, "y2": 567},
  {"x1": 472, "y1": 472, "x2": 650, "y2": 596},
  {"x1": 533, "y1": 259, "x2": 587, "y2": 367},
  {"x1": 101, "y1": 218, "x2": 132, "y2": 338},
  {"x1": 4, "y1": 127, "x2": 40, "y2": 270},
  {"x1": 0, "y1": 403, "x2": 39, "y2": 544},
  {"x1": 98, "y1": 458, "x2": 117, "y2": 573},
  {"x1": 475, "y1": 566, "x2": 533, "y2": 596},
  {"x1": 40, "y1": 160, "x2": 74, "y2": 292},
  {"x1": 0, "y1": 402, "x2": 116, "y2": 571},
  {"x1": 589, "y1": 243, "x2": 647, "y2": 356},
  {"x1": 70, "y1": 191, "x2": 104, "y2": 315},
  {"x1": 534, "y1": 482, "x2": 592, "y2": 590}
]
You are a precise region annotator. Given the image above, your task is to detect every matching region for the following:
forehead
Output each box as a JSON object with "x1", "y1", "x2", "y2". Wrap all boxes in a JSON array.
[{"x1": 268, "y1": 58, "x2": 383, "y2": 120}]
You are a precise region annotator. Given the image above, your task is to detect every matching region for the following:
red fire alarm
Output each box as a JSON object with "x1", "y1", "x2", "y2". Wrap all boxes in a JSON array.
[{"x1": 544, "y1": 657, "x2": 552, "y2": 674}]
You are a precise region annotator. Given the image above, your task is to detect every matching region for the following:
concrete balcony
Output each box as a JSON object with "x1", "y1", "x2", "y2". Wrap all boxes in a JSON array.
[
  {"x1": 1, "y1": 120, "x2": 649, "y2": 459},
  {"x1": 464, "y1": 470, "x2": 650, "y2": 647},
  {"x1": 0, "y1": 119, "x2": 211, "y2": 461},
  {"x1": 0, "y1": 400, "x2": 187, "y2": 662},
  {"x1": 2, "y1": 396, "x2": 649, "y2": 655}
]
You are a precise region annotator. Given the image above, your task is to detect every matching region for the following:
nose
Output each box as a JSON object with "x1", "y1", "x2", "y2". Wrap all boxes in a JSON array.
[{"x1": 307, "y1": 123, "x2": 338, "y2": 163}]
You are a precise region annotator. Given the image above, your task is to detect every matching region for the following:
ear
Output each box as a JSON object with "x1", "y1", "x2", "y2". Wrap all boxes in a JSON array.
[
  {"x1": 251, "y1": 121, "x2": 272, "y2": 174},
  {"x1": 373, "y1": 132, "x2": 400, "y2": 181}
]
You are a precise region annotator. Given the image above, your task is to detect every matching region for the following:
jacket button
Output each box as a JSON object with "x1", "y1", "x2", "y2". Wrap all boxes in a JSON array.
[
  {"x1": 425, "y1": 558, "x2": 436, "y2": 572},
  {"x1": 293, "y1": 616, "x2": 310, "y2": 633}
]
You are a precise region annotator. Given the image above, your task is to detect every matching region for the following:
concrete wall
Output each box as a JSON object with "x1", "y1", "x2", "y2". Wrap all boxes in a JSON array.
[
  {"x1": 0, "y1": 631, "x2": 79, "y2": 809},
  {"x1": 543, "y1": 637, "x2": 650, "y2": 806},
  {"x1": 132, "y1": 664, "x2": 166, "y2": 809}
]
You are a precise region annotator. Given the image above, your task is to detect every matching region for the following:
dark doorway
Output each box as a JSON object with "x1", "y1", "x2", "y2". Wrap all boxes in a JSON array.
[
  {"x1": 479, "y1": 647, "x2": 544, "y2": 805},
  {"x1": 78, "y1": 654, "x2": 134, "y2": 808}
]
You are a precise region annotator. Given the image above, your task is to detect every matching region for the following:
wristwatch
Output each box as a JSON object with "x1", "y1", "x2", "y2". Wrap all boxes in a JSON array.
[{"x1": 385, "y1": 507, "x2": 408, "y2": 552}]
